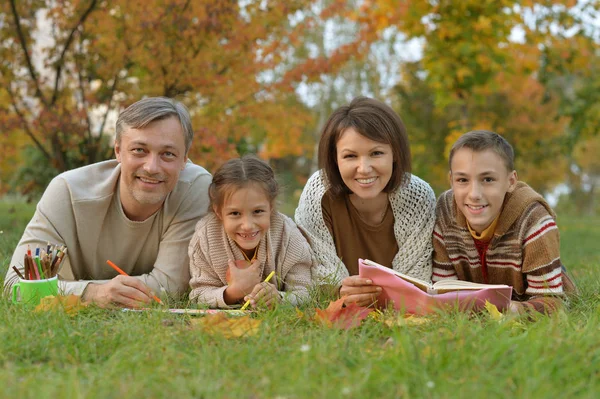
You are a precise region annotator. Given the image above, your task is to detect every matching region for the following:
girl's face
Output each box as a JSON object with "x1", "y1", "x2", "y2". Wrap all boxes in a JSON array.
[
  {"x1": 217, "y1": 184, "x2": 272, "y2": 256},
  {"x1": 336, "y1": 127, "x2": 394, "y2": 200}
]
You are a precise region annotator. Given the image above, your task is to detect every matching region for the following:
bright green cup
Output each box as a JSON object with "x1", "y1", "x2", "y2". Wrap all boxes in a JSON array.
[{"x1": 12, "y1": 276, "x2": 59, "y2": 307}]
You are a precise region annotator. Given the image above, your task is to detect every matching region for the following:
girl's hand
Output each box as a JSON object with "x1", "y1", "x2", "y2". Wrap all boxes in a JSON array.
[
  {"x1": 224, "y1": 259, "x2": 262, "y2": 304},
  {"x1": 244, "y1": 281, "x2": 281, "y2": 309},
  {"x1": 339, "y1": 275, "x2": 382, "y2": 307}
]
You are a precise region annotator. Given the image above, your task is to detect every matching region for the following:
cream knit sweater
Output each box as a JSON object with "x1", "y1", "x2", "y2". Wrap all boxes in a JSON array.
[
  {"x1": 188, "y1": 212, "x2": 314, "y2": 308},
  {"x1": 295, "y1": 170, "x2": 436, "y2": 284}
]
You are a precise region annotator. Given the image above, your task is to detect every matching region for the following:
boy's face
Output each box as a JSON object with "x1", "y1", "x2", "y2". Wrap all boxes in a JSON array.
[{"x1": 450, "y1": 148, "x2": 517, "y2": 234}]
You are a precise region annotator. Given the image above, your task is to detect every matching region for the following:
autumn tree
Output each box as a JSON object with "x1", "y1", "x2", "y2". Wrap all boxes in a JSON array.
[
  {"x1": 355, "y1": 0, "x2": 594, "y2": 194},
  {"x1": 0, "y1": 0, "x2": 370, "y2": 196}
]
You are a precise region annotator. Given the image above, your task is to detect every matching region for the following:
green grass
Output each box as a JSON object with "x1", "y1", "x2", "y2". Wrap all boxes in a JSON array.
[{"x1": 0, "y1": 201, "x2": 599, "y2": 398}]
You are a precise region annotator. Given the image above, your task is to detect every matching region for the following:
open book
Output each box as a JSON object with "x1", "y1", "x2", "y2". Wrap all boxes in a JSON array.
[{"x1": 358, "y1": 259, "x2": 513, "y2": 315}]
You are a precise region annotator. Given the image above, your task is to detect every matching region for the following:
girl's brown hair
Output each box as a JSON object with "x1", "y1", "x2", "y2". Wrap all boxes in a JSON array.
[
  {"x1": 318, "y1": 96, "x2": 412, "y2": 196},
  {"x1": 209, "y1": 155, "x2": 279, "y2": 213}
]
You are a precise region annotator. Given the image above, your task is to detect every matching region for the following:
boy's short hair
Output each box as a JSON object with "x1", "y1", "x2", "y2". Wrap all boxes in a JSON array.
[
  {"x1": 449, "y1": 130, "x2": 515, "y2": 172},
  {"x1": 318, "y1": 96, "x2": 412, "y2": 196}
]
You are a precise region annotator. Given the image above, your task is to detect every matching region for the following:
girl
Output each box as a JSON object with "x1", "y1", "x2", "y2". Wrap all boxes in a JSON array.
[
  {"x1": 295, "y1": 96, "x2": 436, "y2": 307},
  {"x1": 189, "y1": 155, "x2": 314, "y2": 308}
]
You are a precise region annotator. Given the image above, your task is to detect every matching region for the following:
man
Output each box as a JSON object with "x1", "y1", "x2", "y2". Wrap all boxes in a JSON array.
[{"x1": 4, "y1": 97, "x2": 212, "y2": 307}]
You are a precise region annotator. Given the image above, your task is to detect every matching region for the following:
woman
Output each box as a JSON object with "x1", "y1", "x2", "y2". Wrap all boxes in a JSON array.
[{"x1": 295, "y1": 96, "x2": 436, "y2": 306}]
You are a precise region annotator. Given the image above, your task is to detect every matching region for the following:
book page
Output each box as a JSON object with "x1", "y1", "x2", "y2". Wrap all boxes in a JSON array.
[
  {"x1": 432, "y1": 279, "x2": 510, "y2": 291},
  {"x1": 362, "y1": 259, "x2": 433, "y2": 292}
]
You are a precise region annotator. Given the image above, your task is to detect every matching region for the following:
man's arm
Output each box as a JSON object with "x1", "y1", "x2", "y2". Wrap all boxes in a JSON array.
[{"x1": 4, "y1": 177, "x2": 80, "y2": 294}]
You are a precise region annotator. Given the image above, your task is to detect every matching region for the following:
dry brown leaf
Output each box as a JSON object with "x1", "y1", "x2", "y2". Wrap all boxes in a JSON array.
[
  {"x1": 314, "y1": 297, "x2": 372, "y2": 329},
  {"x1": 190, "y1": 313, "x2": 261, "y2": 338},
  {"x1": 34, "y1": 294, "x2": 88, "y2": 316}
]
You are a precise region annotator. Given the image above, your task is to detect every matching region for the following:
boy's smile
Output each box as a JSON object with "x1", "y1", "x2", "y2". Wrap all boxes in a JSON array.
[{"x1": 450, "y1": 148, "x2": 517, "y2": 234}]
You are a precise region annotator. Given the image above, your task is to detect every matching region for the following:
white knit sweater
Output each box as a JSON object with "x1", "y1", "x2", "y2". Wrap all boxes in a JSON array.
[{"x1": 294, "y1": 170, "x2": 436, "y2": 284}]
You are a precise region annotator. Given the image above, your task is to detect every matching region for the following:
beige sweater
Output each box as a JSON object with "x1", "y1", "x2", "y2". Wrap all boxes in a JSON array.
[
  {"x1": 188, "y1": 212, "x2": 314, "y2": 308},
  {"x1": 4, "y1": 160, "x2": 212, "y2": 297}
]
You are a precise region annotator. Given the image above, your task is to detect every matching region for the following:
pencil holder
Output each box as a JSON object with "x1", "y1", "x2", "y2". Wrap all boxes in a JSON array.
[{"x1": 12, "y1": 276, "x2": 59, "y2": 307}]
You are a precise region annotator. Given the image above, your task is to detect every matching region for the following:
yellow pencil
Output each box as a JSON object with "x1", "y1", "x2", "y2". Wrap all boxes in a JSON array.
[{"x1": 240, "y1": 270, "x2": 275, "y2": 310}]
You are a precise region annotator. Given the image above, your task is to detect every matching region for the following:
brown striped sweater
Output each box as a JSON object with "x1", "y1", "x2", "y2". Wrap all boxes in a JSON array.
[{"x1": 432, "y1": 182, "x2": 577, "y2": 315}]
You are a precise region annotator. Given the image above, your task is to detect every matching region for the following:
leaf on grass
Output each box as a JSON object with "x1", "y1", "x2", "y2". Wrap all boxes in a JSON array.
[
  {"x1": 295, "y1": 307, "x2": 305, "y2": 320},
  {"x1": 34, "y1": 295, "x2": 88, "y2": 316},
  {"x1": 383, "y1": 314, "x2": 431, "y2": 327},
  {"x1": 190, "y1": 313, "x2": 261, "y2": 338},
  {"x1": 314, "y1": 297, "x2": 372, "y2": 330},
  {"x1": 485, "y1": 300, "x2": 504, "y2": 321}
]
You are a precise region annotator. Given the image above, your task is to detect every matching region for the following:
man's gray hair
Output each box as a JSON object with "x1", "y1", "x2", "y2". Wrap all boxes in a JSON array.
[{"x1": 116, "y1": 97, "x2": 194, "y2": 153}]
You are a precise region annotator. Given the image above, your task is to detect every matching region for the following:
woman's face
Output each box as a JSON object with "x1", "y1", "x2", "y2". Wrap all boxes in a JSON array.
[{"x1": 336, "y1": 128, "x2": 394, "y2": 200}]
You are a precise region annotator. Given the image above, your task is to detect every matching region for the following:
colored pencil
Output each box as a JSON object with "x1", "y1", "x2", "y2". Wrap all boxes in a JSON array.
[
  {"x1": 12, "y1": 266, "x2": 25, "y2": 280},
  {"x1": 240, "y1": 270, "x2": 276, "y2": 310}
]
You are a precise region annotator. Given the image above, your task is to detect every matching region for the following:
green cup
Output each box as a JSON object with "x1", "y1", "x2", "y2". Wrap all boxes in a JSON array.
[{"x1": 12, "y1": 276, "x2": 59, "y2": 307}]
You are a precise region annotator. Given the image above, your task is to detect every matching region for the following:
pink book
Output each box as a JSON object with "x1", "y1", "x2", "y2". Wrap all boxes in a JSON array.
[{"x1": 358, "y1": 259, "x2": 513, "y2": 315}]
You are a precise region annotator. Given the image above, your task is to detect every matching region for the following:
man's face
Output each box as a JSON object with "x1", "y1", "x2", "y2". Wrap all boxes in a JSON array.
[
  {"x1": 450, "y1": 148, "x2": 517, "y2": 234},
  {"x1": 115, "y1": 116, "x2": 188, "y2": 221}
]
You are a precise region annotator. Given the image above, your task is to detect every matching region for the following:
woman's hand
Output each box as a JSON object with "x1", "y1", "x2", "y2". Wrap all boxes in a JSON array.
[
  {"x1": 244, "y1": 282, "x2": 281, "y2": 309},
  {"x1": 339, "y1": 275, "x2": 382, "y2": 307},
  {"x1": 223, "y1": 259, "x2": 261, "y2": 305}
]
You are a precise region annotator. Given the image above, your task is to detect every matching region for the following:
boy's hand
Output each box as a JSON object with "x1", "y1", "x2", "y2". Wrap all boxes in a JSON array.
[
  {"x1": 244, "y1": 282, "x2": 281, "y2": 309},
  {"x1": 339, "y1": 275, "x2": 382, "y2": 307},
  {"x1": 224, "y1": 259, "x2": 261, "y2": 304},
  {"x1": 508, "y1": 300, "x2": 526, "y2": 315}
]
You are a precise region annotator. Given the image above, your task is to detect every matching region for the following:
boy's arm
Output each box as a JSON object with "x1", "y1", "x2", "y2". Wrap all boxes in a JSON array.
[
  {"x1": 431, "y1": 219, "x2": 458, "y2": 283},
  {"x1": 518, "y1": 211, "x2": 569, "y2": 315}
]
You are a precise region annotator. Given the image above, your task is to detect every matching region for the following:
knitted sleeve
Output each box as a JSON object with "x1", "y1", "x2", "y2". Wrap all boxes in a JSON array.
[
  {"x1": 432, "y1": 192, "x2": 458, "y2": 282},
  {"x1": 389, "y1": 174, "x2": 436, "y2": 282},
  {"x1": 188, "y1": 218, "x2": 230, "y2": 308},
  {"x1": 274, "y1": 215, "x2": 314, "y2": 306},
  {"x1": 519, "y1": 203, "x2": 570, "y2": 314},
  {"x1": 294, "y1": 171, "x2": 349, "y2": 285}
]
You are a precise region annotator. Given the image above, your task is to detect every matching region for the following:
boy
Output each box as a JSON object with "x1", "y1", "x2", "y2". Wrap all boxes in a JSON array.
[{"x1": 432, "y1": 130, "x2": 576, "y2": 314}]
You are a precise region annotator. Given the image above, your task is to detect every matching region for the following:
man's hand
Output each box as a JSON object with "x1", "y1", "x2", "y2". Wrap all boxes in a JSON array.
[
  {"x1": 82, "y1": 275, "x2": 154, "y2": 308},
  {"x1": 339, "y1": 275, "x2": 382, "y2": 307},
  {"x1": 223, "y1": 259, "x2": 262, "y2": 305},
  {"x1": 243, "y1": 282, "x2": 281, "y2": 309}
]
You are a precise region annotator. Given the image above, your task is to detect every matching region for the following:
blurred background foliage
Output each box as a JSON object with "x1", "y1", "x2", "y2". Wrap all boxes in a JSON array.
[{"x1": 0, "y1": 0, "x2": 598, "y2": 215}]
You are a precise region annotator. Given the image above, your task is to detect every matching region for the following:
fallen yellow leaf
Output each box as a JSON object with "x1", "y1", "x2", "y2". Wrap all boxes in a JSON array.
[
  {"x1": 382, "y1": 314, "x2": 431, "y2": 327},
  {"x1": 35, "y1": 294, "x2": 88, "y2": 316},
  {"x1": 190, "y1": 314, "x2": 261, "y2": 338},
  {"x1": 485, "y1": 300, "x2": 504, "y2": 321}
]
